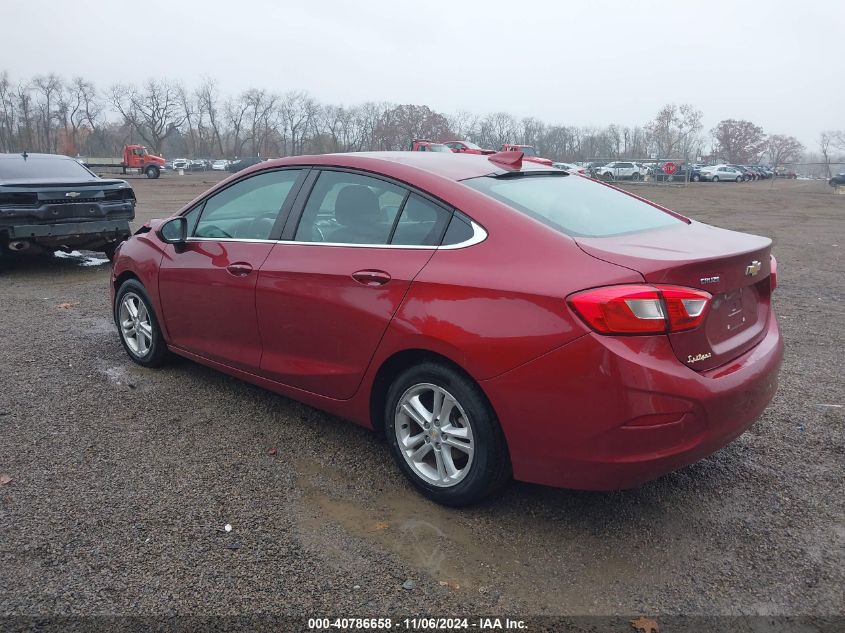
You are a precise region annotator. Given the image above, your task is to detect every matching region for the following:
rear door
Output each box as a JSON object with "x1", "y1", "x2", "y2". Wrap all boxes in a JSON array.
[
  {"x1": 255, "y1": 169, "x2": 453, "y2": 399},
  {"x1": 158, "y1": 168, "x2": 305, "y2": 371}
]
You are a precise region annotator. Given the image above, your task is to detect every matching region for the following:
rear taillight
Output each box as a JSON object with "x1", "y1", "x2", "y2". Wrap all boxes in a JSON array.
[
  {"x1": 770, "y1": 254, "x2": 778, "y2": 292},
  {"x1": 568, "y1": 284, "x2": 712, "y2": 335}
]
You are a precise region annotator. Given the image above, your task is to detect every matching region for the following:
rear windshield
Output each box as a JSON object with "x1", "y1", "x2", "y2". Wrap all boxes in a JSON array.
[
  {"x1": 464, "y1": 174, "x2": 683, "y2": 237},
  {"x1": 0, "y1": 156, "x2": 97, "y2": 180}
]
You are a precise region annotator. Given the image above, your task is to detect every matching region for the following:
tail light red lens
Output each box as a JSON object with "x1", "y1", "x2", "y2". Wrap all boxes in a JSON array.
[
  {"x1": 770, "y1": 254, "x2": 778, "y2": 292},
  {"x1": 568, "y1": 284, "x2": 712, "y2": 335}
]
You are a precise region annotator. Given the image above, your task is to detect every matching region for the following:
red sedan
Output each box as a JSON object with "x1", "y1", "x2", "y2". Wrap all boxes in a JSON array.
[{"x1": 111, "y1": 151, "x2": 783, "y2": 506}]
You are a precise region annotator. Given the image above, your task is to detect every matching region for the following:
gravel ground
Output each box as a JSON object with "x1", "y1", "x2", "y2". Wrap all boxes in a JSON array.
[{"x1": 0, "y1": 174, "x2": 842, "y2": 620}]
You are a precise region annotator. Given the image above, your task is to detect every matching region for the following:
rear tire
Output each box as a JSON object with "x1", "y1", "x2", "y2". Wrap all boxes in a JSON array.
[
  {"x1": 114, "y1": 279, "x2": 168, "y2": 368},
  {"x1": 692, "y1": 174, "x2": 700, "y2": 182},
  {"x1": 384, "y1": 362, "x2": 511, "y2": 506},
  {"x1": 712, "y1": 176, "x2": 720, "y2": 182}
]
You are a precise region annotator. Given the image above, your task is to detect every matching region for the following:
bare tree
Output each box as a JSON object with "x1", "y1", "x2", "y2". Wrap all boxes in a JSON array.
[
  {"x1": 766, "y1": 134, "x2": 804, "y2": 169},
  {"x1": 32, "y1": 73, "x2": 63, "y2": 152},
  {"x1": 647, "y1": 104, "x2": 703, "y2": 158},
  {"x1": 110, "y1": 79, "x2": 186, "y2": 155},
  {"x1": 196, "y1": 79, "x2": 225, "y2": 157},
  {"x1": 711, "y1": 119, "x2": 766, "y2": 164}
]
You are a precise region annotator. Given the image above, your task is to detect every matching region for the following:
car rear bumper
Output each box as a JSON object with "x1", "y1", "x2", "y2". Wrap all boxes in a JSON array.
[
  {"x1": 480, "y1": 313, "x2": 783, "y2": 490},
  {"x1": 3, "y1": 219, "x2": 132, "y2": 247}
]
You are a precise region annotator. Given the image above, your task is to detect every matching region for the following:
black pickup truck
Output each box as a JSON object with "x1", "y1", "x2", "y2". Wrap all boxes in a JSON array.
[{"x1": 0, "y1": 152, "x2": 135, "y2": 259}]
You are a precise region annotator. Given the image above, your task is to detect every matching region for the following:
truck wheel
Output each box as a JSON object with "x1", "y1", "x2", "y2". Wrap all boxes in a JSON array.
[{"x1": 145, "y1": 166, "x2": 160, "y2": 179}]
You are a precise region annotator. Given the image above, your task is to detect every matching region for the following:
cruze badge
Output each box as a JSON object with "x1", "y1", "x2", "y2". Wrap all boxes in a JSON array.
[
  {"x1": 745, "y1": 260, "x2": 762, "y2": 276},
  {"x1": 65, "y1": 191, "x2": 81, "y2": 198},
  {"x1": 700, "y1": 276, "x2": 720, "y2": 285},
  {"x1": 687, "y1": 353, "x2": 712, "y2": 364}
]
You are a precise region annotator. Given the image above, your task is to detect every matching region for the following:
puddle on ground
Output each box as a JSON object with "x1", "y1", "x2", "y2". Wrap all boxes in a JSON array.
[{"x1": 291, "y1": 456, "x2": 530, "y2": 597}]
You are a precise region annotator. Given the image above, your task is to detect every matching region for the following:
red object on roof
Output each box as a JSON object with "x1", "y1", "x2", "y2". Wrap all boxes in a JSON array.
[{"x1": 488, "y1": 150, "x2": 524, "y2": 167}]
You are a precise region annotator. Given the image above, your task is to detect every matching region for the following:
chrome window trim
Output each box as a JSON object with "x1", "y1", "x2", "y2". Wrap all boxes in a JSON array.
[{"x1": 184, "y1": 220, "x2": 487, "y2": 250}]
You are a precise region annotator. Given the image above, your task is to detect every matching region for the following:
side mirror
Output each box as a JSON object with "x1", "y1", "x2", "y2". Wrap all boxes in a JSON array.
[{"x1": 158, "y1": 216, "x2": 187, "y2": 244}]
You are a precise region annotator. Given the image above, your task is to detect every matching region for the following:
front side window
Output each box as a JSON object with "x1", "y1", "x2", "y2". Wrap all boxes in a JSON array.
[
  {"x1": 465, "y1": 173, "x2": 683, "y2": 238},
  {"x1": 194, "y1": 169, "x2": 301, "y2": 240},
  {"x1": 295, "y1": 171, "x2": 406, "y2": 245}
]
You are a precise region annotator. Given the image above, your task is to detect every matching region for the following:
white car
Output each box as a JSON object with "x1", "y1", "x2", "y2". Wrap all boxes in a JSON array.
[
  {"x1": 700, "y1": 165, "x2": 744, "y2": 183},
  {"x1": 172, "y1": 158, "x2": 190, "y2": 171},
  {"x1": 211, "y1": 159, "x2": 229, "y2": 171},
  {"x1": 596, "y1": 161, "x2": 644, "y2": 181}
]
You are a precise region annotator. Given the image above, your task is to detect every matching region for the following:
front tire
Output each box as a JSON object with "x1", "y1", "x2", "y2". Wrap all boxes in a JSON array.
[
  {"x1": 114, "y1": 279, "x2": 168, "y2": 367},
  {"x1": 145, "y1": 166, "x2": 160, "y2": 179},
  {"x1": 712, "y1": 176, "x2": 720, "y2": 182},
  {"x1": 692, "y1": 174, "x2": 700, "y2": 182},
  {"x1": 736, "y1": 176, "x2": 743, "y2": 183},
  {"x1": 385, "y1": 362, "x2": 511, "y2": 506}
]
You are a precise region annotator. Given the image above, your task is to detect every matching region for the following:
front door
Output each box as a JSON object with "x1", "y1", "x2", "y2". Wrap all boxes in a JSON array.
[
  {"x1": 158, "y1": 168, "x2": 305, "y2": 371},
  {"x1": 256, "y1": 170, "x2": 454, "y2": 399}
]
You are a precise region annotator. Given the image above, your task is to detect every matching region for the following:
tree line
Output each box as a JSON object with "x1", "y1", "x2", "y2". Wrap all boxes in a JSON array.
[{"x1": 1, "y1": 70, "x2": 842, "y2": 171}]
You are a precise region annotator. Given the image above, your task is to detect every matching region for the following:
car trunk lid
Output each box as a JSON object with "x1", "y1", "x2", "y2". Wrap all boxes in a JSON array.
[{"x1": 575, "y1": 221, "x2": 773, "y2": 371}]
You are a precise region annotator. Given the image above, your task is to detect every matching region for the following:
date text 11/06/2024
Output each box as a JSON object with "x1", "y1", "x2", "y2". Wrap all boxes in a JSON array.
[{"x1": 307, "y1": 618, "x2": 527, "y2": 630}]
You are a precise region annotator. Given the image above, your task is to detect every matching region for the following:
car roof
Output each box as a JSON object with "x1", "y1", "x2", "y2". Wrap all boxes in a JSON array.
[
  {"x1": 0, "y1": 152, "x2": 77, "y2": 161},
  {"x1": 256, "y1": 151, "x2": 556, "y2": 182}
]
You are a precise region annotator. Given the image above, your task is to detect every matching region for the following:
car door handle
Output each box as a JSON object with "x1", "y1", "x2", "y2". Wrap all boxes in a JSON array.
[
  {"x1": 352, "y1": 269, "x2": 391, "y2": 286},
  {"x1": 226, "y1": 262, "x2": 253, "y2": 277}
]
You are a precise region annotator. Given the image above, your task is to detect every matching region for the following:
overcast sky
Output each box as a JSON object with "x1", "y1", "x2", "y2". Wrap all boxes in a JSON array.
[{"x1": 3, "y1": 0, "x2": 842, "y2": 147}]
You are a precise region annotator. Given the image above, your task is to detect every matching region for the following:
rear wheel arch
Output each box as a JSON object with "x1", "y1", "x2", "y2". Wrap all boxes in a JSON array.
[{"x1": 369, "y1": 349, "x2": 495, "y2": 437}]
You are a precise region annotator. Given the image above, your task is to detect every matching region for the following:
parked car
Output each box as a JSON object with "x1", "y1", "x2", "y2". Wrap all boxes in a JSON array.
[
  {"x1": 700, "y1": 165, "x2": 745, "y2": 182},
  {"x1": 552, "y1": 162, "x2": 590, "y2": 177},
  {"x1": 727, "y1": 165, "x2": 755, "y2": 181},
  {"x1": 110, "y1": 151, "x2": 783, "y2": 506},
  {"x1": 1, "y1": 152, "x2": 135, "y2": 259},
  {"x1": 596, "y1": 161, "x2": 645, "y2": 181},
  {"x1": 775, "y1": 168, "x2": 798, "y2": 179},
  {"x1": 172, "y1": 158, "x2": 190, "y2": 171},
  {"x1": 748, "y1": 165, "x2": 774, "y2": 179},
  {"x1": 410, "y1": 140, "x2": 452, "y2": 152},
  {"x1": 444, "y1": 140, "x2": 494, "y2": 155},
  {"x1": 211, "y1": 159, "x2": 230, "y2": 171},
  {"x1": 651, "y1": 163, "x2": 702, "y2": 182},
  {"x1": 828, "y1": 173, "x2": 845, "y2": 187},
  {"x1": 189, "y1": 159, "x2": 208, "y2": 172},
  {"x1": 225, "y1": 157, "x2": 265, "y2": 173}
]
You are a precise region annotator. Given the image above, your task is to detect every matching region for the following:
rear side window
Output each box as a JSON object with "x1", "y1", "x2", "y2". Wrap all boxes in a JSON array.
[
  {"x1": 390, "y1": 194, "x2": 451, "y2": 246},
  {"x1": 295, "y1": 171, "x2": 407, "y2": 245},
  {"x1": 464, "y1": 174, "x2": 683, "y2": 237}
]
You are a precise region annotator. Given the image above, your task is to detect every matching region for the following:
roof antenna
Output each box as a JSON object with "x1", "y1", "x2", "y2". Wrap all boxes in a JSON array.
[{"x1": 21, "y1": 151, "x2": 28, "y2": 160}]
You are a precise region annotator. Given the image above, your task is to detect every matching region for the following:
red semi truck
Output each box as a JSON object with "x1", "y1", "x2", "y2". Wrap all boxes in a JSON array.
[{"x1": 80, "y1": 145, "x2": 166, "y2": 179}]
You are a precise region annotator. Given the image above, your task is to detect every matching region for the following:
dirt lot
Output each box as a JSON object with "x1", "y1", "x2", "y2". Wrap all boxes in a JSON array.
[{"x1": 0, "y1": 173, "x2": 843, "y2": 622}]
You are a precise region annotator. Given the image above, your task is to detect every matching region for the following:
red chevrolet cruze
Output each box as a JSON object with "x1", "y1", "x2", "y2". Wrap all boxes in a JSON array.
[{"x1": 111, "y1": 151, "x2": 783, "y2": 506}]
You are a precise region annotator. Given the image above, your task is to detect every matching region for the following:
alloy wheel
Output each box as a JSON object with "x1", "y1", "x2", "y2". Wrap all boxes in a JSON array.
[
  {"x1": 119, "y1": 292, "x2": 153, "y2": 357},
  {"x1": 394, "y1": 383, "x2": 475, "y2": 488}
]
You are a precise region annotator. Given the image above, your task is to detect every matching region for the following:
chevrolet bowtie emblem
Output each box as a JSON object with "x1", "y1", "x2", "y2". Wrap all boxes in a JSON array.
[
  {"x1": 745, "y1": 260, "x2": 762, "y2": 276},
  {"x1": 65, "y1": 191, "x2": 81, "y2": 198}
]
